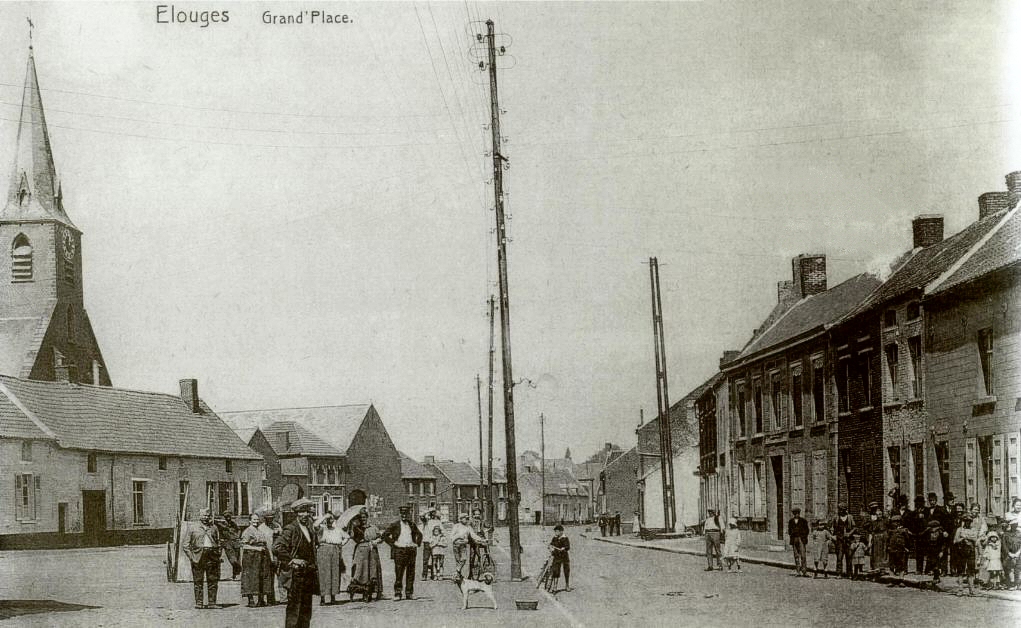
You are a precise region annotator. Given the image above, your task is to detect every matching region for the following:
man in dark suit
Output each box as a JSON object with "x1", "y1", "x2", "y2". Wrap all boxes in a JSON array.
[
  {"x1": 382, "y1": 506, "x2": 423, "y2": 600},
  {"x1": 788, "y1": 507, "x2": 810, "y2": 577},
  {"x1": 273, "y1": 498, "x2": 319, "y2": 628},
  {"x1": 184, "y1": 508, "x2": 222, "y2": 609},
  {"x1": 831, "y1": 506, "x2": 856, "y2": 578}
]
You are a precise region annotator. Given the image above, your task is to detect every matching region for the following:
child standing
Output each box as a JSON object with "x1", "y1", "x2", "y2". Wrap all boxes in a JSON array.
[
  {"x1": 887, "y1": 515, "x2": 910, "y2": 577},
  {"x1": 953, "y1": 513, "x2": 980, "y2": 596},
  {"x1": 808, "y1": 520, "x2": 833, "y2": 578},
  {"x1": 429, "y1": 525, "x2": 447, "y2": 579},
  {"x1": 549, "y1": 524, "x2": 572, "y2": 592},
  {"x1": 850, "y1": 534, "x2": 867, "y2": 580},
  {"x1": 984, "y1": 530, "x2": 1004, "y2": 589},
  {"x1": 722, "y1": 519, "x2": 742, "y2": 572},
  {"x1": 1004, "y1": 519, "x2": 1021, "y2": 590}
]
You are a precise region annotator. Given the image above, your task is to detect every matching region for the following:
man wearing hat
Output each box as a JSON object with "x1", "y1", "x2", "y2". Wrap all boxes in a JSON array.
[
  {"x1": 831, "y1": 505, "x2": 856, "y2": 578},
  {"x1": 382, "y1": 506, "x2": 423, "y2": 600},
  {"x1": 184, "y1": 508, "x2": 222, "y2": 609},
  {"x1": 908, "y1": 495, "x2": 928, "y2": 574},
  {"x1": 788, "y1": 507, "x2": 810, "y2": 577},
  {"x1": 273, "y1": 498, "x2": 319, "y2": 628},
  {"x1": 215, "y1": 511, "x2": 242, "y2": 580},
  {"x1": 420, "y1": 508, "x2": 441, "y2": 580},
  {"x1": 258, "y1": 507, "x2": 282, "y2": 604}
]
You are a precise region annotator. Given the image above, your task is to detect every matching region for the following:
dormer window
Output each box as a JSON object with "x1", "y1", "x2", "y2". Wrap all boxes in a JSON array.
[
  {"x1": 18, "y1": 187, "x2": 28, "y2": 206},
  {"x1": 11, "y1": 234, "x2": 32, "y2": 282},
  {"x1": 906, "y1": 301, "x2": 921, "y2": 321}
]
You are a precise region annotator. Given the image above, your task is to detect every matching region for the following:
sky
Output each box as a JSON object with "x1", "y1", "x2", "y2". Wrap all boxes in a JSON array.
[{"x1": 0, "y1": 1, "x2": 1017, "y2": 465}]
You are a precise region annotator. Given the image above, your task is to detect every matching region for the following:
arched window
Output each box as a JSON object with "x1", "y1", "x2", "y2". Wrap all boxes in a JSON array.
[{"x1": 11, "y1": 234, "x2": 32, "y2": 282}]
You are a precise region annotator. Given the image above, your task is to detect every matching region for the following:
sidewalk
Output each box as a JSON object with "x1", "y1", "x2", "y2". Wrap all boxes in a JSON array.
[{"x1": 583, "y1": 532, "x2": 1021, "y2": 603}]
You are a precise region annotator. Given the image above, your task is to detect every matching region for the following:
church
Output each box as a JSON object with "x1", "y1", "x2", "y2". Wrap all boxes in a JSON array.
[{"x1": 0, "y1": 44, "x2": 262, "y2": 549}]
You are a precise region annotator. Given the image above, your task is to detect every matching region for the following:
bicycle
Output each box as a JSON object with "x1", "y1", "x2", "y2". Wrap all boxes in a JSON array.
[{"x1": 535, "y1": 556, "x2": 557, "y2": 592}]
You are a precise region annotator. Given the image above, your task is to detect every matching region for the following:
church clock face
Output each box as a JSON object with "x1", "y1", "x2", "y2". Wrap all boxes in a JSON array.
[{"x1": 61, "y1": 229, "x2": 75, "y2": 261}]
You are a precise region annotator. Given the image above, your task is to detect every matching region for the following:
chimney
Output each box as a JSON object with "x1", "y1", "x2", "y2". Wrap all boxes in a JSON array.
[
  {"x1": 978, "y1": 192, "x2": 1011, "y2": 219},
  {"x1": 1005, "y1": 171, "x2": 1021, "y2": 207},
  {"x1": 179, "y1": 378, "x2": 200, "y2": 413},
  {"x1": 424, "y1": 455, "x2": 435, "y2": 465},
  {"x1": 912, "y1": 214, "x2": 944, "y2": 248},
  {"x1": 54, "y1": 364, "x2": 70, "y2": 382},
  {"x1": 777, "y1": 280, "x2": 797, "y2": 305},
  {"x1": 720, "y1": 350, "x2": 740, "y2": 369},
  {"x1": 792, "y1": 254, "x2": 827, "y2": 297}
]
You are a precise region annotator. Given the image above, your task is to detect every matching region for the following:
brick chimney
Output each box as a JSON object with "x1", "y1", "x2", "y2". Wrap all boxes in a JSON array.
[
  {"x1": 179, "y1": 379, "x2": 200, "y2": 413},
  {"x1": 792, "y1": 254, "x2": 827, "y2": 297},
  {"x1": 1006, "y1": 171, "x2": 1021, "y2": 207},
  {"x1": 979, "y1": 192, "x2": 1011, "y2": 219},
  {"x1": 424, "y1": 455, "x2": 435, "y2": 465},
  {"x1": 912, "y1": 214, "x2": 944, "y2": 248},
  {"x1": 720, "y1": 350, "x2": 741, "y2": 369}
]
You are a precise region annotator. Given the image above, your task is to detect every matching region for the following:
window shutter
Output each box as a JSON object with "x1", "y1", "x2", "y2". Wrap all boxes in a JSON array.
[
  {"x1": 1008, "y1": 432, "x2": 1020, "y2": 509},
  {"x1": 965, "y1": 438, "x2": 977, "y2": 508},
  {"x1": 15, "y1": 474, "x2": 23, "y2": 521},
  {"x1": 992, "y1": 434, "x2": 1005, "y2": 515},
  {"x1": 33, "y1": 475, "x2": 40, "y2": 520}
]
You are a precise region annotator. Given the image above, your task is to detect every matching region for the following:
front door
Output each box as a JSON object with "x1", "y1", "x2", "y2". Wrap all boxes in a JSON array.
[
  {"x1": 58, "y1": 503, "x2": 67, "y2": 534},
  {"x1": 82, "y1": 491, "x2": 106, "y2": 546},
  {"x1": 771, "y1": 456, "x2": 784, "y2": 541}
]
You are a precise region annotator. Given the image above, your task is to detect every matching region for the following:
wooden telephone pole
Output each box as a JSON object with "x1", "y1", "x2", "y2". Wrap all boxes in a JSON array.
[
  {"x1": 477, "y1": 375, "x2": 485, "y2": 517},
  {"x1": 540, "y1": 412, "x2": 546, "y2": 528},
  {"x1": 649, "y1": 257, "x2": 676, "y2": 532},
  {"x1": 486, "y1": 295, "x2": 496, "y2": 527},
  {"x1": 484, "y1": 18, "x2": 522, "y2": 579}
]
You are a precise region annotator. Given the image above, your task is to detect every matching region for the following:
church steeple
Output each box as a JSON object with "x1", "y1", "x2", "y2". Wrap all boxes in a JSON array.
[{"x1": 1, "y1": 44, "x2": 75, "y2": 227}]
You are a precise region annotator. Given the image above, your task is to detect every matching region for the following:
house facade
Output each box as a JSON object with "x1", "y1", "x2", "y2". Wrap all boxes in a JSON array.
[
  {"x1": 400, "y1": 454, "x2": 437, "y2": 520},
  {"x1": 1, "y1": 376, "x2": 262, "y2": 549}
]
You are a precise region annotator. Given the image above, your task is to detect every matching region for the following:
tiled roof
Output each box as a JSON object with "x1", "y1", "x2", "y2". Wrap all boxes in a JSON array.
[
  {"x1": 572, "y1": 461, "x2": 603, "y2": 480},
  {"x1": 221, "y1": 404, "x2": 371, "y2": 455},
  {"x1": 638, "y1": 373, "x2": 718, "y2": 454},
  {"x1": 261, "y1": 421, "x2": 344, "y2": 457},
  {"x1": 471, "y1": 465, "x2": 506, "y2": 483},
  {"x1": 737, "y1": 273, "x2": 881, "y2": 361},
  {"x1": 846, "y1": 210, "x2": 1006, "y2": 316},
  {"x1": 400, "y1": 453, "x2": 436, "y2": 479},
  {"x1": 929, "y1": 208, "x2": 1020, "y2": 294},
  {"x1": 428, "y1": 460, "x2": 481, "y2": 486},
  {"x1": 0, "y1": 375, "x2": 260, "y2": 458},
  {"x1": 0, "y1": 313, "x2": 50, "y2": 378},
  {"x1": 518, "y1": 469, "x2": 589, "y2": 496},
  {"x1": 0, "y1": 388, "x2": 50, "y2": 440}
]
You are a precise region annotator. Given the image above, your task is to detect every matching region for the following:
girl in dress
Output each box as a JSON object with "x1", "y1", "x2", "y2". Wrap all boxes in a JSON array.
[
  {"x1": 429, "y1": 525, "x2": 447, "y2": 579},
  {"x1": 850, "y1": 534, "x2": 867, "y2": 580},
  {"x1": 808, "y1": 520, "x2": 833, "y2": 578},
  {"x1": 984, "y1": 530, "x2": 1004, "y2": 589},
  {"x1": 722, "y1": 519, "x2": 741, "y2": 572}
]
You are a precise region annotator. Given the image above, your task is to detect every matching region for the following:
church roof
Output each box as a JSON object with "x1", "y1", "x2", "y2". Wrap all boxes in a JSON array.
[
  {"x1": 221, "y1": 404, "x2": 374, "y2": 456},
  {"x1": 1, "y1": 47, "x2": 75, "y2": 228},
  {"x1": 0, "y1": 374, "x2": 261, "y2": 459}
]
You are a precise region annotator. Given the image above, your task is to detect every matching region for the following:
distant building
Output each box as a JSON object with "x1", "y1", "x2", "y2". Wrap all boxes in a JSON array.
[
  {"x1": 222, "y1": 405, "x2": 403, "y2": 523},
  {"x1": 0, "y1": 376, "x2": 261, "y2": 549},
  {"x1": 400, "y1": 453, "x2": 437, "y2": 520},
  {"x1": 598, "y1": 446, "x2": 639, "y2": 526},
  {"x1": 422, "y1": 457, "x2": 509, "y2": 523}
]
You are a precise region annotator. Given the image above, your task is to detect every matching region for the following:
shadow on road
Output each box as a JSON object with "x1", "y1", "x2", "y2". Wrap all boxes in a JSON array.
[{"x1": 0, "y1": 599, "x2": 99, "y2": 620}]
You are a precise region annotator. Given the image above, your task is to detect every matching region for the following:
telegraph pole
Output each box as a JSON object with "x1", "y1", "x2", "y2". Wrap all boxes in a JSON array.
[
  {"x1": 649, "y1": 257, "x2": 676, "y2": 532},
  {"x1": 484, "y1": 18, "x2": 522, "y2": 579},
  {"x1": 477, "y1": 374, "x2": 485, "y2": 517},
  {"x1": 486, "y1": 295, "x2": 496, "y2": 528},
  {"x1": 540, "y1": 412, "x2": 546, "y2": 528}
]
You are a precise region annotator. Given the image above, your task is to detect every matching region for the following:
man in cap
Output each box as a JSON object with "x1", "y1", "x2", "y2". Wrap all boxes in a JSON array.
[
  {"x1": 215, "y1": 511, "x2": 241, "y2": 579},
  {"x1": 382, "y1": 505, "x2": 423, "y2": 600},
  {"x1": 273, "y1": 498, "x2": 319, "y2": 628},
  {"x1": 184, "y1": 508, "x2": 222, "y2": 609},
  {"x1": 256, "y1": 507, "x2": 281, "y2": 604},
  {"x1": 788, "y1": 507, "x2": 810, "y2": 577},
  {"x1": 831, "y1": 505, "x2": 856, "y2": 578}
]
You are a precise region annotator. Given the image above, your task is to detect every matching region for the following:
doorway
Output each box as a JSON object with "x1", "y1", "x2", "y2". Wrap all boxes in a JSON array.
[
  {"x1": 82, "y1": 491, "x2": 106, "y2": 546},
  {"x1": 771, "y1": 456, "x2": 784, "y2": 541},
  {"x1": 58, "y1": 503, "x2": 67, "y2": 534}
]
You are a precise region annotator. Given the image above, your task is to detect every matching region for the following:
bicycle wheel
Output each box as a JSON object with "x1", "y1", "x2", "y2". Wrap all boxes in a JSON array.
[{"x1": 536, "y1": 560, "x2": 551, "y2": 589}]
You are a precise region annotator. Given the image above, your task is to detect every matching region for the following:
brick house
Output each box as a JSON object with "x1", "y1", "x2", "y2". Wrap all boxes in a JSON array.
[
  {"x1": 696, "y1": 365, "x2": 733, "y2": 522},
  {"x1": 221, "y1": 405, "x2": 403, "y2": 523},
  {"x1": 598, "y1": 446, "x2": 639, "y2": 527},
  {"x1": 423, "y1": 457, "x2": 484, "y2": 522},
  {"x1": 517, "y1": 466, "x2": 589, "y2": 525},
  {"x1": 723, "y1": 255, "x2": 879, "y2": 545},
  {"x1": 831, "y1": 185, "x2": 1015, "y2": 515},
  {"x1": 0, "y1": 47, "x2": 110, "y2": 386},
  {"x1": 400, "y1": 454, "x2": 437, "y2": 520},
  {"x1": 924, "y1": 194, "x2": 1019, "y2": 517},
  {"x1": 0, "y1": 376, "x2": 262, "y2": 549}
]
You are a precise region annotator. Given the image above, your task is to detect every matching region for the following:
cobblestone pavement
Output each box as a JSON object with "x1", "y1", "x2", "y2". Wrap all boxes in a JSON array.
[{"x1": 1, "y1": 526, "x2": 1019, "y2": 627}]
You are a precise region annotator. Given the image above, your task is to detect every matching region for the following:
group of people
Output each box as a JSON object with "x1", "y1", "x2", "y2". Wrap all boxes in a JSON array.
[
  {"x1": 701, "y1": 493, "x2": 1021, "y2": 596},
  {"x1": 598, "y1": 511, "x2": 623, "y2": 536}
]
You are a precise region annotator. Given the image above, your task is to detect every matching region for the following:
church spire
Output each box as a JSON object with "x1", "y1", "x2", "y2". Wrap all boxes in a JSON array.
[{"x1": 2, "y1": 42, "x2": 75, "y2": 227}]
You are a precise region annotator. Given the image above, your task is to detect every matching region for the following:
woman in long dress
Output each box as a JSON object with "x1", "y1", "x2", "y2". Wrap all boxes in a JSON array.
[
  {"x1": 240, "y1": 513, "x2": 272, "y2": 607},
  {"x1": 315, "y1": 511, "x2": 348, "y2": 605},
  {"x1": 346, "y1": 509, "x2": 383, "y2": 601},
  {"x1": 866, "y1": 503, "x2": 888, "y2": 573}
]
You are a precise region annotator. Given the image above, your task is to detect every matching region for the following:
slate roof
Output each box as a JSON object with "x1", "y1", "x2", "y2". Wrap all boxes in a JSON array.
[
  {"x1": 844, "y1": 210, "x2": 1006, "y2": 317},
  {"x1": 0, "y1": 375, "x2": 261, "y2": 458},
  {"x1": 572, "y1": 461, "x2": 603, "y2": 481},
  {"x1": 260, "y1": 421, "x2": 345, "y2": 457},
  {"x1": 0, "y1": 389, "x2": 50, "y2": 440},
  {"x1": 929, "y1": 208, "x2": 1020, "y2": 294},
  {"x1": 518, "y1": 469, "x2": 589, "y2": 496},
  {"x1": 428, "y1": 460, "x2": 481, "y2": 486},
  {"x1": 221, "y1": 404, "x2": 372, "y2": 456},
  {"x1": 735, "y1": 273, "x2": 881, "y2": 362},
  {"x1": 0, "y1": 314, "x2": 50, "y2": 378},
  {"x1": 400, "y1": 453, "x2": 436, "y2": 479},
  {"x1": 471, "y1": 465, "x2": 506, "y2": 483}
]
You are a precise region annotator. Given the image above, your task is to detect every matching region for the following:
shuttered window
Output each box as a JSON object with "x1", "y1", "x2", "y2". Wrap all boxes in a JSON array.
[
  {"x1": 14, "y1": 474, "x2": 40, "y2": 521},
  {"x1": 790, "y1": 453, "x2": 805, "y2": 513},
  {"x1": 754, "y1": 461, "x2": 765, "y2": 518},
  {"x1": 991, "y1": 435, "x2": 1005, "y2": 515},
  {"x1": 11, "y1": 234, "x2": 32, "y2": 282},
  {"x1": 965, "y1": 438, "x2": 978, "y2": 508},
  {"x1": 812, "y1": 450, "x2": 828, "y2": 519},
  {"x1": 1008, "y1": 433, "x2": 1020, "y2": 511}
]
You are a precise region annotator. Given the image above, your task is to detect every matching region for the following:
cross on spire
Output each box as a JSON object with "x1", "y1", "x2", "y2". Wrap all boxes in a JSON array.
[{"x1": 27, "y1": 17, "x2": 34, "y2": 48}]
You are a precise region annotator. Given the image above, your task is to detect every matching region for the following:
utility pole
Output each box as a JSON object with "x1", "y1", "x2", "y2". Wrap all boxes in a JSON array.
[
  {"x1": 649, "y1": 257, "x2": 676, "y2": 532},
  {"x1": 484, "y1": 18, "x2": 522, "y2": 579},
  {"x1": 486, "y1": 295, "x2": 496, "y2": 528},
  {"x1": 477, "y1": 374, "x2": 485, "y2": 518},
  {"x1": 540, "y1": 412, "x2": 546, "y2": 528}
]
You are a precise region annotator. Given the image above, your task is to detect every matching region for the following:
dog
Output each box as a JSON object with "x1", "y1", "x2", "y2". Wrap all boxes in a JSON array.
[{"x1": 455, "y1": 572, "x2": 497, "y2": 610}]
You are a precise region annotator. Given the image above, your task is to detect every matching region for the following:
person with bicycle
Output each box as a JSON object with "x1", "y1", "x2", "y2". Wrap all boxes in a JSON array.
[
  {"x1": 451, "y1": 512, "x2": 488, "y2": 580},
  {"x1": 549, "y1": 524, "x2": 572, "y2": 592}
]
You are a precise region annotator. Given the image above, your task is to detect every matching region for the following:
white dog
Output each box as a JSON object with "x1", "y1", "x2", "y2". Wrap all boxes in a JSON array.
[{"x1": 457, "y1": 573, "x2": 497, "y2": 610}]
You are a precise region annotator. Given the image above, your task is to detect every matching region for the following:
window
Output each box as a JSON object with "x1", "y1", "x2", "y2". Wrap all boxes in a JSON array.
[
  {"x1": 321, "y1": 493, "x2": 331, "y2": 516},
  {"x1": 262, "y1": 486, "x2": 273, "y2": 509},
  {"x1": 770, "y1": 371, "x2": 784, "y2": 430},
  {"x1": 887, "y1": 446, "x2": 901, "y2": 498},
  {"x1": 911, "y1": 442, "x2": 924, "y2": 502},
  {"x1": 87, "y1": 452, "x2": 97, "y2": 473},
  {"x1": 11, "y1": 234, "x2": 33, "y2": 282},
  {"x1": 225, "y1": 459, "x2": 232, "y2": 473},
  {"x1": 861, "y1": 357, "x2": 873, "y2": 408},
  {"x1": 132, "y1": 480, "x2": 146, "y2": 524},
  {"x1": 812, "y1": 359, "x2": 824, "y2": 422},
  {"x1": 1009, "y1": 434, "x2": 1020, "y2": 514},
  {"x1": 791, "y1": 368, "x2": 803, "y2": 428},
  {"x1": 935, "y1": 441, "x2": 950, "y2": 498},
  {"x1": 14, "y1": 473, "x2": 39, "y2": 521},
  {"x1": 753, "y1": 461, "x2": 765, "y2": 518},
  {"x1": 158, "y1": 456, "x2": 167, "y2": 471},
  {"x1": 753, "y1": 379, "x2": 763, "y2": 434},
  {"x1": 261, "y1": 464, "x2": 268, "y2": 481},
  {"x1": 179, "y1": 480, "x2": 189, "y2": 517},
  {"x1": 736, "y1": 382, "x2": 747, "y2": 437},
  {"x1": 906, "y1": 301, "x2": 920, "y2": 320},
  {"x1": 977, "y1": 328, "x2": 994, "y2": 396},
  {"x1": 406, "y1": 481, "x2": 414, "y2": 496},
  {"x1": 812, "y1": 450, "x2": 828, "y2": 519},
  {"x1": 837, "y1": 358, "x2": 850, "y2": 413},
  {"x1": 885, "y1": 344, "x2": 899, "y2": 397},
  {"x1": 419, "y1": 481, "x2": 426, "y2": 496},
  {"x1": 326, "y1": 466, "x2": 336, "y2": 485},
  {"x1": 20, "y1": 440, "x2": 32, "y2": 462},
  {"x1": 883, "y1": 309, "x2": 897, "y2": 328},
  {"x1": 905, "y1": 336, "x2": 922, "y2": 398},
  {"x1": 791, "y1": 453, "x2": 805, "y2": 513},
  {"x1": 240, "y1": 482, "x2": 249, "y2": 514}
]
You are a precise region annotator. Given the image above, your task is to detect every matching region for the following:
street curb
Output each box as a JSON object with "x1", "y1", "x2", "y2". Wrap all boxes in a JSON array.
[{"x1": 582, "y1": 534, "x2": 1021, "y2": 603}]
